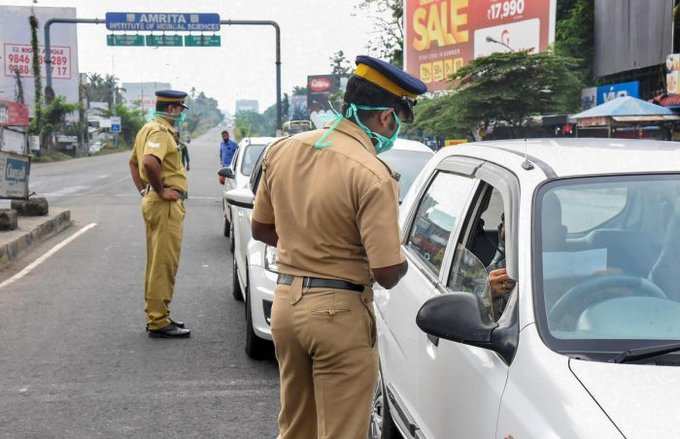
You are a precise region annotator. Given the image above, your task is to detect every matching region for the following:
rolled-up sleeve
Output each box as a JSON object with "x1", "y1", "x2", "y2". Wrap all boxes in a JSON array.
[{"x1": 356, "y1": 178, "x2": 404, "y2": 269}]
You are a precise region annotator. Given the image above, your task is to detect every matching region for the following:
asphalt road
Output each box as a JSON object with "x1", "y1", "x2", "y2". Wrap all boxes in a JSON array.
[{"x1": 0, "y1": 127, "x2": 280, "y2": 438}]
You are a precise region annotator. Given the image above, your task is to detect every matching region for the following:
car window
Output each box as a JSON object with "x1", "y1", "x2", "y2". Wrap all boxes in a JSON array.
[
  {"x1": 405, "y1": 172, "x2": 476, "y2": 276},
  {"x1": 448, "y1": 184, "x2": 508, "y2": 321},
  {"x1": 536, "y1": 176, "x2": 680, "y2": 345},
  {"x1": 241, "y1": 144, "x2": 267, "y2": 176},
  {"x1": 379, "y1": 150, "x2": 432, "y2": 202},
  {"x1": 552, "y1": 186, "x2": 627, "y2": 234}
]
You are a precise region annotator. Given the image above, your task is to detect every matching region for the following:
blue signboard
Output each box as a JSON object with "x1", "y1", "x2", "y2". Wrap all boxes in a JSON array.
[
  {"x1": 105, "y1": 12, "x2": 221, "y2": 32},
  {"x1": 596, "y1": 81, "x2": 640, "y2": 105}
]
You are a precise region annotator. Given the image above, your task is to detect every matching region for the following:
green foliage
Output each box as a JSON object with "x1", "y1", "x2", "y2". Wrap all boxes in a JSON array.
[
  {"x1": 292, "y1": 86, "x2": 308, "y2": 96},
  {"x1": 356, "y1": 0, "x2": 403, "y2": 66},
  {"x1": 29, "y1": 14, "x2": 42, "y2": 136},
  {"x1": 451, "y1": 50, "x2": 583, "y2": 136},
  {"x1": 235, "y1": 94, "x2": 290, "y2": 139},
  {"x1": 40, "y1": 96, "x2": 79, "y2": 141},
  {"x1": 555, "y1": 0, "x2": 594, "y2": 83},
  {"x1": 84, "y1": 73, "x2": 123, "y2": 108},
  {"x1": 183, "y1": 91, "x2": 224, "y2": 136},
  {"x1": 110, "y1": 104, "x2": 145, "y2": 146},
  {"x1": 330, "y1": 50, "x2": 352, "y2": 76}
]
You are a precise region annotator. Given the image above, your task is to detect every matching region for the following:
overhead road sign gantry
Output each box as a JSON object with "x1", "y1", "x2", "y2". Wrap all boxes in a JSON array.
[
  {"x1": 184, "y1": 35, "x2": 221, "y2": 47},
  {"x1": 107, "y1": 34, "x2": 145, "y2": 46},
  {"x1": 105, "y1": 12, "x2": 220, "y2": 32}
]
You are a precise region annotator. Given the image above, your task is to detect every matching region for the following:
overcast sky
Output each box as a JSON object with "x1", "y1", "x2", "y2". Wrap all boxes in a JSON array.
[{"x1": 1, "y1": 0, "x2": 376, "y2": 113}]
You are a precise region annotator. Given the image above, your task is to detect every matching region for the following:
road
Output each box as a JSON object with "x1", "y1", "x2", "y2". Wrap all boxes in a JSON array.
[{"x1": 0, "y1": 127, "x2": 280, "y2": 438}]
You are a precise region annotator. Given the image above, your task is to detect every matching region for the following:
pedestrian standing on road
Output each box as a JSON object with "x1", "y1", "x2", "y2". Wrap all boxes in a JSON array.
[
  {"x1": 220, "y1": 130, "x2": 238, "y2": 168},
  {"x1": 251, "y1": 56, "x2": 426, "y2": 438},
  {"x1": 128, "y1": 90, "x2": 191, "y2": 338}
]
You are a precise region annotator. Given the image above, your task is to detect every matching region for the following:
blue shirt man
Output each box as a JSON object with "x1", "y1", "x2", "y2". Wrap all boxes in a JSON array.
[{"x1": 220, "y1": 131, "x2": 238, "y2": 167}]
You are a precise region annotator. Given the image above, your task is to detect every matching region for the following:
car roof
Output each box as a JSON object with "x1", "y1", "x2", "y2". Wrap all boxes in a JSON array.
[
  {"x1": 393, "y1": 138, "x2": 434, "y2": 153},
  {"x1": 241, "y1": 137, "x2": 276, "y2": 146},
  {"x1": 445, "y1": 138, "x2": 680, "y2": 178}
]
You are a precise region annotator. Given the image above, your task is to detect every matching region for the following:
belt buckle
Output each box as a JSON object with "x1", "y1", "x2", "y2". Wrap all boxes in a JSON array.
[{"x1": 303, "y1": 277, "x2": 312, "y2": 289}]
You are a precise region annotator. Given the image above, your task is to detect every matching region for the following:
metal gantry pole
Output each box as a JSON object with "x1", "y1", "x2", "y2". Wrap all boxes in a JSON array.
[
  {"x1": 220, "y1": 20, "x2": 282, "y2": 131},
  {"x1": 44, "y1": 18, "x2": 104, "y2": 99}
]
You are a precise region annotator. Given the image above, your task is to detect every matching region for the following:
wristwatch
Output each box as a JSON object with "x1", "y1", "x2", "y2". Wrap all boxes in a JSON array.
[{"x1": 139, "y1": 187, "x2": 147, "y2": 197}]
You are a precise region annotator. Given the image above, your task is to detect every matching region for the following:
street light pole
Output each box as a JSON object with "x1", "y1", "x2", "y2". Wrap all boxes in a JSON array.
[{"x1": 485, "y1": 36, "x2": 515, "y2": 53}]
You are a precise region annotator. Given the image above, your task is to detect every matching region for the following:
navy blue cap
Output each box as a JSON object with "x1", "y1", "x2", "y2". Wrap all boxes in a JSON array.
[
  {"x1": 155, "y1": 90, "x2": 189, "y2": 109},
  {"x1": 354, "y1": 55, "x2": 427, "y2": 98}
]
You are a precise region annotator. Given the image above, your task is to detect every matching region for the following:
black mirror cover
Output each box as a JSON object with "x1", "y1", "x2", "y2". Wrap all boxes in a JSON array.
[
  {"x1": 218, "y1": 167, "x2": 235, "y2": 179},
  {"x1": 416, "y1": 293, "x2": 497, "y2": 345}
]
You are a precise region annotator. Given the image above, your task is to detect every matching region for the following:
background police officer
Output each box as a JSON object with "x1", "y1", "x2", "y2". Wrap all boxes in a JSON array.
[
  {"x1": 252, "y1": 56, "x2": 426, "y2": 438},
  {"x1": 128, "y1": 90, "x2": 191, "y2": 338}
]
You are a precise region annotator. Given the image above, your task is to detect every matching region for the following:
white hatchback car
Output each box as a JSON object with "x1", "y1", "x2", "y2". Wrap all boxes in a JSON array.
[
  {"x1": 370, "y1": 138, "x2": 680, "y2": 439},
  {"x1": 221, "y1": 137, "x2": 274, "y2": 242},
  {"x1": 226, "y1": 138, "x2": 434, "y2": 360}
]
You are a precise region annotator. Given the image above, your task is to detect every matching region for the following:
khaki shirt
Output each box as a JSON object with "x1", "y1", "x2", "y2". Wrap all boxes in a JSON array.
[
  {"x1": 130, "y1": 117, "x2": 187, "y2": 192},
  {"x1": 252, "y1": 118, "x2": 404, "y2": 285}
]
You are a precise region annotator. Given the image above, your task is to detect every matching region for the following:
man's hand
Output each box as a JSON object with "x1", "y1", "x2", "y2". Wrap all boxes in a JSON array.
[
  {"x1": 489, "y1": 268, "x2": 515, "y2": 298},
  {"x1": 372, "y1": 260, "x2": 408, "y2": 290},
  {"x1": 161, "y1": 188, "x2": 180, "y2": 201}
]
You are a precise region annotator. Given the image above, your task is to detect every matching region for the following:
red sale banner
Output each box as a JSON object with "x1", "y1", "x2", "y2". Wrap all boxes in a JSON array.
[
  {"x1": 0, "y1": 100, "x2": 30, "y2": 127},
  {"x1": 404, "y1": 0, "x2": 556, "y2": 91}
]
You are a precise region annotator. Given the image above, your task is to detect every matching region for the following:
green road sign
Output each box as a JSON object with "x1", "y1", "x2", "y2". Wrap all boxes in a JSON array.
[
  {"x1": 145, "y1": 35, "x2": 184, "y2": 47},
  {"x1": 107, "y1": 34, "x2": 145, "y2": 46},
  {"x1": 184, "y1": 35, "x2": 221, "y2": 47}
]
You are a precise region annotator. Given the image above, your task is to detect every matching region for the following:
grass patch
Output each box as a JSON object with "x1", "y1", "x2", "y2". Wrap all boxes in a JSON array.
[{"x1": 31, "y1": 151, "x2": 74, "y2": 163}]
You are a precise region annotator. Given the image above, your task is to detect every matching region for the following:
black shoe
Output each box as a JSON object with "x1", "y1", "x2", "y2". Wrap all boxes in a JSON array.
[
  {"x1": 145, "y1": 319, "x2": 185, "y2": 331},
  {"x1": 148, "y1": 322, "x2": 191, "y2": 338}
]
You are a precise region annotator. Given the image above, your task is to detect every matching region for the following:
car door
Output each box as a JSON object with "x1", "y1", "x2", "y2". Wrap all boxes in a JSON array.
[
  {"x1": 415, "y1": 164, "x2": 519, "y2": 439},
  {"x1": 376, "y1": 169, "x2": 478, "y2": 435}
]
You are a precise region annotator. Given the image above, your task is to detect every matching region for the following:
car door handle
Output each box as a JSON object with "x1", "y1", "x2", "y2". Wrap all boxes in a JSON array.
[{"x1": 427, "y1": 334, "x2": 439, "y2": 346}]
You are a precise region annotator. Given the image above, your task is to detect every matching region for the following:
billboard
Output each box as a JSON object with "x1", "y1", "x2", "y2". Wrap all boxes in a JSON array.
[
  {"x1": 667, "y1": 54, "x2": 680, "y2": 95},
  {"x1": 0, "y1": 151, "x2": 30, "y2": 199},
  {"x1": 596, "y1": 81, "x2": 639, "y2": 105},
  {"x1": 0, "y1": 100, "x2": 29, "y2": 126},
  {"x1": 0, "y1": 6, "x2": 79, "y2": 115},
  {"x1": 594, "y1": 0, "x2": 673, "y2": 77},
  {"x1": 404, "y1": 0, "x2": 556, "y2": 91}
]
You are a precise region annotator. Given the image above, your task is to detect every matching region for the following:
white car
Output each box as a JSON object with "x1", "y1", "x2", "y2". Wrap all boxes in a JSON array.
[
  {"x1": 226, "y1": 139, "x2": 434, "y2": 360},
  {"x1": 221, "y1": 137, "x2": 274, "y2": 243},
  {"x1": 370, "y1": 138, "x2": 680, "y2": 439}
]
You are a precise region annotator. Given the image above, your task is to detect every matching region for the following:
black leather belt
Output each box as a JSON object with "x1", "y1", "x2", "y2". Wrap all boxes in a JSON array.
[{"x1": 277, "y1": 274, "x2": 364, "y2": 292}]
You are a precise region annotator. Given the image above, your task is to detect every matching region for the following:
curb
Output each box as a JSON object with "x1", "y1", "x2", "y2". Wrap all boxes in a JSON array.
[{"x1": 0, "y1": 210, "x2": 72, "y2": 266}]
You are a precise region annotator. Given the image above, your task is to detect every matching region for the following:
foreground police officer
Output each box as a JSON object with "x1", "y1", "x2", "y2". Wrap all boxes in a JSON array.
[
  {"x1": 252, "y1": 56, "x2": 426, "y2": 438},
  {"x1": 129, "y1": 90, "x2": 191, "y2": 338}
]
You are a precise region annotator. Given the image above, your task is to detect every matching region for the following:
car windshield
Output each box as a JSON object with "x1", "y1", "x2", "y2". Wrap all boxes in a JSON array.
[
  {"x1": 241, "y1": 144, "x2": 267, "y2": 176},
  {"x1": 536, "y1": 175, "x2": 680, "y2": 349},
  {"x1": 380, "y1": 149, "x2": 432, "y2": 201}
]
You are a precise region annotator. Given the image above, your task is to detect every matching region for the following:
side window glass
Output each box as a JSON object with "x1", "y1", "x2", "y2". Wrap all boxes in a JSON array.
[
  {"x1": 448, "y1": 185, "x2": 510, "y2": 322},
  {"x1": 406, "y1": 172, "x2": 476, "y2": 275}
]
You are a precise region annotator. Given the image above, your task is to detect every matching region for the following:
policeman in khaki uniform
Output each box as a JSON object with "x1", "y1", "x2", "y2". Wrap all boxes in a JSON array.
[
  {"x1": 129, "y1": 90, "x2": 191, "y2": 338},
  {"x1": 252, "y1": 56, "x2": 427, "y2": 438}
]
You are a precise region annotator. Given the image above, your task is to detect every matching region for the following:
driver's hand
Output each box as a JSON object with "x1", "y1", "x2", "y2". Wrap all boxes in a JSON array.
[{"x1": 489, "y1": 268, "x2": 516, "y2": 298}]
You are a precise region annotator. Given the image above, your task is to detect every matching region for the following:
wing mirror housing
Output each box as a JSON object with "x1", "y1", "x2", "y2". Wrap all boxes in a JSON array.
[
  {"x1": 225, "y1": 187, "x2": 255, "y2": 209},
  {"x1": 416, "y1": 292, "x2": 516, "y2": 364}
]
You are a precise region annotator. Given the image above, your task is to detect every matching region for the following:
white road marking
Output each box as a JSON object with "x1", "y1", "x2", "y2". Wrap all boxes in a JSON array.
[{"x1": 0, "y1": 223, "x2": 97, "y2": 290}]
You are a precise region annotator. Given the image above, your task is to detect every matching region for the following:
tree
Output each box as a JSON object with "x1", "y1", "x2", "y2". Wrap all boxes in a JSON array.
[
  {"x1": 555, "y1": 0, "x2": 594, "y2": 83},
  {"x1": 329, "y1": 50, "x2": 351, "y2": 76},
  {"x1": 356, "y1": 0, "x2": 403, "y2": 67},
  {"x1": 292, "y1": 86, "x2": 308, "y2": 96},
  {"x1": 449, "y1": 50, "x2": 583, "y2": 138},
  {"x1": 29, "y1": 14, "x2": 43, "y2": 138}
]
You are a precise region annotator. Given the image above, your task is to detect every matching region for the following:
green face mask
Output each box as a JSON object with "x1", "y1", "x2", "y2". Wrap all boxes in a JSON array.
[
  {"x1": 314, "y1": 103, "x2": 401, "y2": 154},
  {"x1": 155, "y1": 110, "x2": 186, "y2": 127}
]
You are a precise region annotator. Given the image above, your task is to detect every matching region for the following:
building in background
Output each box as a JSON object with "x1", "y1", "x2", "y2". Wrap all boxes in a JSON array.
[
  {"x1": 403, "y1": 0, "x2": 556, "y2": 91},
  {"x1": 235, "y1": 99, "x2": 259, "y2": 114},
  {"x1": 593, "y1": 0, "x2": 674, "y2": 101},
  {"x1": 0, "y1": 5, "x2": 80, "y2": 114},
  {"x1": 122, "y1": 82, "x2": 172, "y2": 112}
]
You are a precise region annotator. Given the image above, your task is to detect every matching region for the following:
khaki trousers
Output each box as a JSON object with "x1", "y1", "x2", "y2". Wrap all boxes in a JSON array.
[
  {"x1": 271, "y1": 277, "x2": 378, "y2": 439},
  {"x1": 141, "y1": 192, "x2": 185, "y2": 330}
]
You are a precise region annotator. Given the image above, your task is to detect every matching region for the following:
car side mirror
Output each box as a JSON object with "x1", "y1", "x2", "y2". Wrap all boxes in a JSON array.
[
  {"x1": 218, "y1": 167, "x2": 235, "y2": 179},
  {"x1": 417, "y1": 292, "x2": 499, "y2": 349},
  {"x1": 225, "y1": 187, "x2": 255, "y2": 209}
]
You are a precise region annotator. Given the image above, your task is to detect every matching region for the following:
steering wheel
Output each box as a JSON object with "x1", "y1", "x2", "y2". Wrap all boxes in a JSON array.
[{"x1": 548, "y1": 275, "x2": 667, "y2": 331}]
